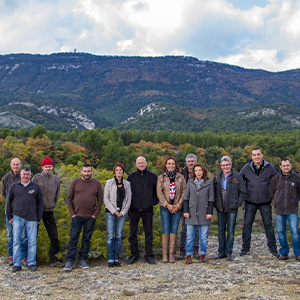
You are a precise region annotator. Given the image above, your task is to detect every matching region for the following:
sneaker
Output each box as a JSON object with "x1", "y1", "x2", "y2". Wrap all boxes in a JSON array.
[
  {"x1": 50, "y1": 260, "x2": 65, "y2": 268},
  {"x1": 22, "y1": 257, "x2": 28, "y2": 267},
  {"x1": 28, "y1": 265, "x2": 37, "y2": 272},
  {"x1": 63, "y1": 261, "x2": 74, "y2": 271},
  {"x1": 12, "y1": 266, "x2": 22, "y2": 273},
  {"x1": 78, "y1": 260, "x2": 90, "y2": 269},
  {"x1": 127, "y1": 256, "x2": 139, "y2": 265},
  {"x1": 8, "y1": 257, "x2": 13, "y2": 266}
]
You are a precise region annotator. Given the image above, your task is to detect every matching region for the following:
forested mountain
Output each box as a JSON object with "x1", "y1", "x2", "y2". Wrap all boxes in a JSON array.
[{"x1": 0, "y1": 53, "x2": 300, "y2": 131}]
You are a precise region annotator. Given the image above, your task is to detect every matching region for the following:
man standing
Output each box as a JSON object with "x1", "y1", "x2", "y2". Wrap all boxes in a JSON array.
[
  {"x1": 179, "y1": 154, "x2": 199, "y2": 259},
  {"x1": 214, "y1": 156, "x2": 247, "y2": 260},
  {"x1": 240, "y1": 147, "x2": 278, "y2": 257},
  {"x1": 127, "y1": 156, "x2": 158, "y2": 265},
  {"x1": 6, "y1": 167, "x2": 44, "y2": 272},
  {"x1": 1, "y1": 157, "x2": 27, "y2": 265},
  {"x1": 269, "y1": 158, "x2": 300, "y2": 261},
  {"x1": 64, "y1": 163, "x2": 103, "y2": 271},
  {"x1": 32, "y1": 157, "x2": 63, "y2": 267}
]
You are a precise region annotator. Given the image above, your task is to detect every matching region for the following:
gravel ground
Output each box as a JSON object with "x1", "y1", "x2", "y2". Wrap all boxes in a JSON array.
[{"x1": 1, "y1": 235, "x2": 300, "y2": 300}]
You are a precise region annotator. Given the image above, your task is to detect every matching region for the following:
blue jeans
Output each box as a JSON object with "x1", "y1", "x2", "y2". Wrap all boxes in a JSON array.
[
  {"x1": 6, "y1": 215, "x2": 27, "y2": 259},
  {"x1": 186, "y1": 225, "x2": 209, "y2": 255},
  {"x1": 217, "y1": 212, "x2": 237, "y2": 255},
  {"x1": 242, "y1": 202, "x2": 277, "y2": 253},
  {"x1": 160, "y1": 206, "x2": 182, "y2": 234},
  {"x1": 13, "y1": 215, "x2": 37, "y2": 267},
  {"x1": 66, "y1": 216, "x2": 96, "y2": 263},
  {"x1": 105, "y1": 212, "x2": 127, "y2": 262},
  {"x1": 275, "y1": 214, "x2": 300, "y2": 257}
]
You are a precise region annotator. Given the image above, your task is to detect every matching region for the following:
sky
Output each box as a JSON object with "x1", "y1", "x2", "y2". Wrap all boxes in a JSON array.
[{"x1": 1, "y1": 0, "x2": 300, "y2": 72}]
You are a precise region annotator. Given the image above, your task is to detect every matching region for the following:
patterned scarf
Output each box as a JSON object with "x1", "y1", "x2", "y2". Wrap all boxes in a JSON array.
[
  {"x1": 165, "y1": 169, "x2": 177, "y2": 182},
  {"x1": 194, "y1": 178, "x2": 204, "y2": 190}
]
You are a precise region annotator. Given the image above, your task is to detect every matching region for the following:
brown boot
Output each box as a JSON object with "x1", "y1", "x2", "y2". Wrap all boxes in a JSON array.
[
  {"x1": 186, "y1": 255, "x2": 192, "y2": 264},
  {"x1": 199, "y1": 255, "x2": 205, "y2": 263},
  {"x1": 193, "y1": 246, "x2": 200, "y2": 259},
  {"x1": 169, "y1": 233, "x2": 177, "y2": 263},
  {"x1": 162, "y1": 234, "x2": 169, "y2": 263}
]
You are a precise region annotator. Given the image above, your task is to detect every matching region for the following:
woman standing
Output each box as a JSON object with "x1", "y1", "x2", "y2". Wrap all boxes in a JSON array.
[
  {"x1": 104, "y1": 163, "x2": 132, "y2": 267},
  {"x1": 183, "y1": 163, "x2": 214, "y2": 264},
  {"x1": 157, "y1": 156, "x2": 186, "y2": 263}
]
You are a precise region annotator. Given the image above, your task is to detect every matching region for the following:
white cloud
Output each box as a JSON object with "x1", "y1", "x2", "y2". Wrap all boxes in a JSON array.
[{"x1": 0, "y1": 0, "x2": 300, "y2": 71}]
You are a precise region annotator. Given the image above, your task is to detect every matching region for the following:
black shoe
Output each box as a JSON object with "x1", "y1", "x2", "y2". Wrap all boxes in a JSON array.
[
  {"x1": 12, "y1": 266, "x2": 22, "y2": 273},
  {"x1": 108, "y1": 262, "x2": 114, "y2": 268},
  {"x1": 145, "y1": 257, "x2": 156, "y2": 265},
  {"x1": 271, "y1": 252, "x2": 279, "y2": 258},
  {"x1": 226, "y1": 254, "x2": 233, "y2": 261},
  {"x1": 114, "y1": 262, "x2": 122, "y2": 267},
  {"x1": 127, "y1": 256, "x2": 139, "y2": 265},
  {"x1": 215, "y1": 253, "x2": 226, "y2": 259},
  {"x1": 239, "y1": 249, "x2": 250, "y2": 256},
  {"x1": 193, "y1": 247, "x2": 200, "y2": 259},
  {"x1": 28, "y1": 265, "x2": 37, "y2": 272},
  {"x1": 178, "y1": 247, "x2": 185, "y2": 260}
]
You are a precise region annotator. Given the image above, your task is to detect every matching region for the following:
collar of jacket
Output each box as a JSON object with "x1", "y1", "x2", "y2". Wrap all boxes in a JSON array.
[
  {"x1": 250, "y1": 159, "x2": 269, "y2": 171},
  {"x1": 137, "y1": 167, "x2": 148, "y2": 175},
  {"x1": 280, "y1": 170, "x2": 293, "y2": 179}
]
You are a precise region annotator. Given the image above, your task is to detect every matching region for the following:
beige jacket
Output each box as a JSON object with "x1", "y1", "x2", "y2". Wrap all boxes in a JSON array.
[{"x1": 157, "y1": 172, "x2": 186, "y2": 209}]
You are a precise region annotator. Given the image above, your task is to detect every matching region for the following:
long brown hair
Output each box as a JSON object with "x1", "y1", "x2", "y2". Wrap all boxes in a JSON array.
[
  {"x1": 163, "y1": 156, "x2": 181, "y2": 172},
  {"x1": 192, "y1": 163, "x2": 208, "y2": 180}
]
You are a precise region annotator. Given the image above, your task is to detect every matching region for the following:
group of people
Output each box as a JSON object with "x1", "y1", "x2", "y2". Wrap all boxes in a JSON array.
[{"x1": 1, "y1": 147, "x2": 300, "y2": 273}]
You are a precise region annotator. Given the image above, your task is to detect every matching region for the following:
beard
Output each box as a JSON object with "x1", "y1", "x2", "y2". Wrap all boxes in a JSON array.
[{"x1": 82, "y1": 174, "x2": 92, "y2": 181}]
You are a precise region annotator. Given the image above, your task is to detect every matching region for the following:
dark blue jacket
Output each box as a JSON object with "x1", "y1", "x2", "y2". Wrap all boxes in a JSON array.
[
  {"x1": 240, "y1": 160, "x2": 277, "y2": 205},
  {"x1": 6, "y1": 180, "x2": 44, "y2": 222},
  {"x1": 127, "y1": 168, "x2": 158, "y2": 211}
]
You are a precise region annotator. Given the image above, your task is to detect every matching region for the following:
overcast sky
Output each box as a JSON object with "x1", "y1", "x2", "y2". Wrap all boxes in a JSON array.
[{"x1": 1, "y1": 0, "x2": 300, "y2": 71}]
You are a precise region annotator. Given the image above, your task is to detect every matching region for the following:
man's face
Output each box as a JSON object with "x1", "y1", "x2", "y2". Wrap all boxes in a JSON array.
[
  {"x1": 252, "y1": 149, "x2": 263, "y2": 166},
  {"x1": 186, "y1": 158, "x2": 196, "y2": 171},
  {"x1": 81, "y1": 167, "x2": 93, "y2": 181},
  {"x1": 280, "y1": 160, "x2": 292, "y2": 175},
  {"x1": 10, "y1": 158, "x2": 21, "y2": 175},
  {"x1": 136, "y1": 158, "x2": 147, "y2": 171},
  {"x1": 20, "y1": 171, "x2": 31, "y2": 184},
  {"x1": 221, "y1": 161, "x2": 232, "y2": 175},
  {"x1": 42, "y1": 165, "x2": 53, "y2": 174}
]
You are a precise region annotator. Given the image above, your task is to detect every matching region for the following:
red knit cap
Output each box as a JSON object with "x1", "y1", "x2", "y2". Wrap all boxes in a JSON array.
[{"x1": 42, "y1": 157, "x2": 53, "y2": 166}]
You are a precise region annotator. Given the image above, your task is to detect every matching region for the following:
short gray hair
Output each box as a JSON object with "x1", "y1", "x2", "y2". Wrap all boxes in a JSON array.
[
  {"x1": 220, "y1": 156, "x2": 232, "y2": 165},
  {"x1": 185, "y1": 154, "x2": 197, "y2": 162}
]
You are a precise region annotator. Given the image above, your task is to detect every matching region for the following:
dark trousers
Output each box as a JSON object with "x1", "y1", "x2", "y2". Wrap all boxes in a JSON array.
[
  {"x1": 66, "y1": 216, "x2": 96, "y2": 262},
  {"x1": 242, "y1": 202, "x2": 277, "y2": 253},
  {"x1": 128, "y1": 210, "x2": 153, "y2": 258},
  {"x1": 217, "y1": 212, "x2": 237, "y2": 255},
  {"x1": 42, "y1": 211, "x2": 60, "y2": 262}
]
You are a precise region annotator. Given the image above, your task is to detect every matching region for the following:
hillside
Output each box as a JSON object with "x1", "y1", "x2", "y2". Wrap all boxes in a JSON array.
[{"x1": 0, "y1": 53, "x2": 300, "y2": 131}]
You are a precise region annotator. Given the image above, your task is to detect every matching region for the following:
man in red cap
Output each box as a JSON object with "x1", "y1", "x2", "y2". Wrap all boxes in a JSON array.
[{"x1": 32, "y1": 157, "x2": 63, "y2": 267}]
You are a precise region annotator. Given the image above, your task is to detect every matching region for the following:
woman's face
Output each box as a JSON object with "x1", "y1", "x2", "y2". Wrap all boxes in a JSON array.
[
  {"x1": 166, "y1": 159, "x2": 176, "y2": 172},
  {"x1": 114, "y1": 166, "x2": 124, "y2": 178},
  {"x1": 194, "y1": 166, "x2": 203, "y2": 180}
]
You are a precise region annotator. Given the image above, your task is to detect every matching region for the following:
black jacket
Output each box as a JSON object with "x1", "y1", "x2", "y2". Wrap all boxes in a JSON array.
[
  {"x1": 240, "y1": 160, "x2": 277, "y2": 205},
  {"x1": 127, "y1": 168, "x2": 158, "y2": 212},
  {"x1": 214, "y1": 171, "x2": 247, "y2": 213},
  {"x1": 6, "y1": 180, "x2": 44, "y2": 222},
  {"x1": 269, "y1": 171, "x2": 300, "y2": 215}
]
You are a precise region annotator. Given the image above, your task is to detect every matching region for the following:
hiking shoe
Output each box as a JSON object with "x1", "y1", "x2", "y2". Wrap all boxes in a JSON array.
[
  {"x1": 12, "y1": 266, "x2": 22, "y2": 273},
  {"x1": 28, "y1": 265, "x2": 37, "y2": 272},
  {"x1": 78, "y1": 260, "x2": 90, "y2": 269},
  {"x1": 63, "y1": 261, "x2": 74, "y2": 271}
]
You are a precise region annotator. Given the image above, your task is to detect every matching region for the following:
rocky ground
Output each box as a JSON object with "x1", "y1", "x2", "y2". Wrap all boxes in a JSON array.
[{"x1": 0, "y1": 234, "x2": 299, "y2": 300}]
